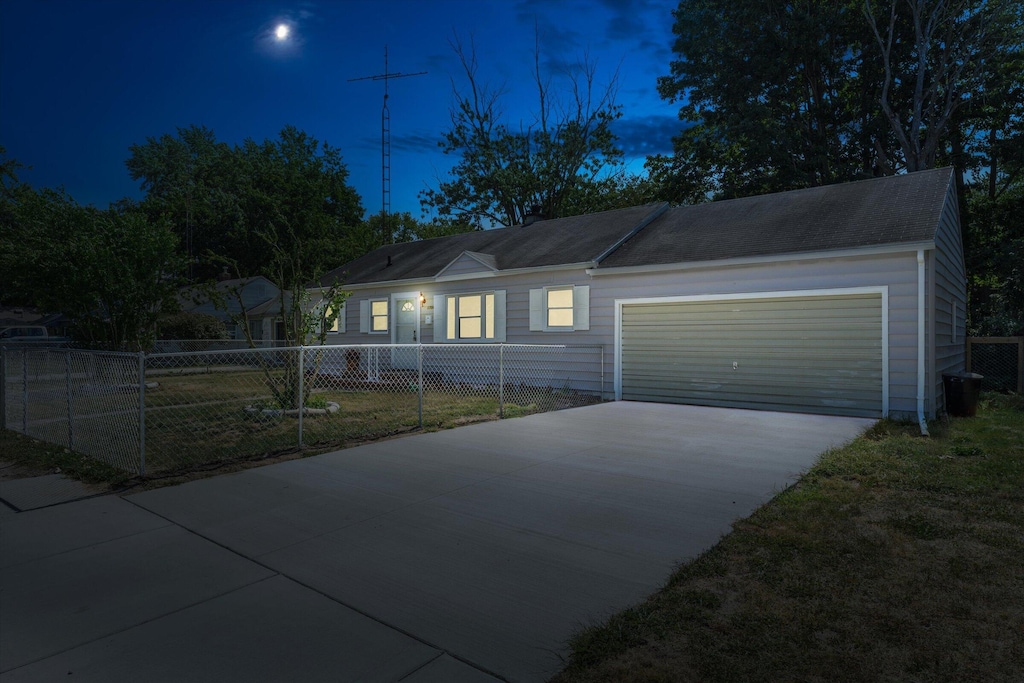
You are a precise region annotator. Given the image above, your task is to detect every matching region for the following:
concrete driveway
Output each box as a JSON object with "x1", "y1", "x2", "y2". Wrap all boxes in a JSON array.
[{"x1": 1, "y1": 402, "x2": 873, "y2": 682}]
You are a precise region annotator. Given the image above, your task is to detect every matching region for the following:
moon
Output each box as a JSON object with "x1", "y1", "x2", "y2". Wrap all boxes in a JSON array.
[{"x1": 274, "y1": 24, "x2": 290, "y2": 41}]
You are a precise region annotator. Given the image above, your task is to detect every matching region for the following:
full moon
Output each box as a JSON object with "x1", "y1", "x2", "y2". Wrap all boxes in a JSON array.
[{"x1": 274, "y1": 24, "x2": 289, "y2": 40}]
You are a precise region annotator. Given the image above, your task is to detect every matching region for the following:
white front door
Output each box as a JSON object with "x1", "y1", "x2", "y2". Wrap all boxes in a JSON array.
[{"x1": 392, "y1": 292, "x2": 420, "y2": 370}]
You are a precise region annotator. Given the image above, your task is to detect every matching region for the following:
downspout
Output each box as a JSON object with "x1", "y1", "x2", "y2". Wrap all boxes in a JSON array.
[{"x1": 917, "y1": 250, "x2": 929, "y2": 436}]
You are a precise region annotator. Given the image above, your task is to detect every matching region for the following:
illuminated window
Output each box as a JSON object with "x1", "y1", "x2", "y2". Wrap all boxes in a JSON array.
[
  {"x1": 447, "y1": 293, "x2": 496, "y2": 340},
  {"x1": 324, "y1": 305, "x2": 340, "y2": 333},
  {"x1": 371, "y1": 300, "x2": 388, "y2": 332},
  {"x1": 546, "y1": 287, "x2": 574, "y2": 328}
]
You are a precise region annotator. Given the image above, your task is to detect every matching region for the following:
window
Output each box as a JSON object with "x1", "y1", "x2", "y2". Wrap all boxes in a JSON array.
[
  {"x1": 447, "y1": 293, "x2": 495, "y2": 339},
  {"x1": 529, "y1": 285, "x2": 589, "y2": 332},
  {"x1": 546, "y1": 287, "x2": 574, "y2": 328},
  {"x1": 323, "y1": 304, "x2": 342, "y2": 333},
  {"x1": 371, "y1": 300, "x2": 388, "y2": 333},
  {"x1": 249, "y1": 320, "x2": 262, "y2": 341}
]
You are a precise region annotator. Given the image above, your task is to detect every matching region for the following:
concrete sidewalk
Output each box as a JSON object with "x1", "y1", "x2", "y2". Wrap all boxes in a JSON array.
[{"x1": 1, "y1": 402, "x2": 873, "y2": 681}]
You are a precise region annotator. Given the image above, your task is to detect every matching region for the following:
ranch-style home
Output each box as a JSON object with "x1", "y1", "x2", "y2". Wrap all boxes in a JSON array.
[{"x1": 312, "y1": 167, "x2": 966, "y2": 425}]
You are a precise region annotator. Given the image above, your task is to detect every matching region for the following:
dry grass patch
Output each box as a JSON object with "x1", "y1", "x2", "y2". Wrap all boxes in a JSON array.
[{"x1": 554, "y1": 394, "x2": 1024, "y2": 683}]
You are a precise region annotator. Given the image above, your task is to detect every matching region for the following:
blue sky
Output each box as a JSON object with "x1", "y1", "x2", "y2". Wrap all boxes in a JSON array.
[{"x1": 0, "y1": 0, "x2": 681, "y2": 219}]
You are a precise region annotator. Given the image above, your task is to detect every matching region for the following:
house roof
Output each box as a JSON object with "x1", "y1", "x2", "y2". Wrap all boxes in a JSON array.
[
  {"x1": 178, "y1": 276, "x2": 277, "y2": 310},
  {"x1": 318, "y1": 168, "x2": 954, "y2": 287},
  {"x1": 601, "y1": 167, "x2": 954, "y2": 269},
  {"x1": 316, "y1": 204, "x2": 665, "y2": 287}
]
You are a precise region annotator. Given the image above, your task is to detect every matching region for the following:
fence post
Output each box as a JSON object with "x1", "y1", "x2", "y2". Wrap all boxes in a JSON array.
[
  {"x1": 22, "y1": 350, "x2": 29, "y2": 434},
  {"x1": 1018, "y1": 337, "x2": 1023, "y2": 394},
  {"x1": 66, "y1": 351, "x2": 74, "y2": 451},
  {"x1": 138, "y1": 351, "x2": 146, "y2": 477},
  {"x1": 0, "y1": 348, "x2": 6, "y2": 431},
  {"x1": 498, "y1": 344, "x2": 505, "y2": 419},
  {"x1": 297, "y1": 346, "x2": 304, "y2": 448},
  {"x1": 417, "y1": 344, "x2": 424, "y2": 429}
]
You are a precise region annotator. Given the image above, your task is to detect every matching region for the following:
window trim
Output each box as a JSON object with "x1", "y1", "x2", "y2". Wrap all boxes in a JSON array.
[
  {"x1": 544, "y1": 286, "x2": 575, "y2": 330},
  {"x1": 369, "y1": 299, "x2": 389, "y2": 334},
  {"x1": 530, "y1": 285, "x2": 589, "y2": 332},
  {"x1": 447, "y1": 291, "x2": 497, "y2": 341}
]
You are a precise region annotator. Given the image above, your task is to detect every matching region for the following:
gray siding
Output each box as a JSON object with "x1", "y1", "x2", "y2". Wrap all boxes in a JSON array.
[
  {"x1": 931, "y1": 180, "x2": 968, "y2": 414},
  {"x1": 326, "y1": 250, "x2": 926, "y2": 417},
  {"x1": 439, "y1": 253, "x2": 495, "y2": 277}
]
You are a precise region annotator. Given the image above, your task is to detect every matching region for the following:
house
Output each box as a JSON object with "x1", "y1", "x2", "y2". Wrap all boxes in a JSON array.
[
  {"x1": 178, "y1": 276, "x2": 288, "y2": 345},
  {"x1": 312, "y1": 168, "x2": 966, "y2": 424}
]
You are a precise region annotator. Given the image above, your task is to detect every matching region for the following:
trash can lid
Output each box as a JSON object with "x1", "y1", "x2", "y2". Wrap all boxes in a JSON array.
[{"x1": 944, "y1": 372, "x2": 984, "y2": 380}]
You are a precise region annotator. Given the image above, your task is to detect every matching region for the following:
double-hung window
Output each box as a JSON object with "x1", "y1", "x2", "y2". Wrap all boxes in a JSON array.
[
  {"x1": 360, "y1": 299, "x2": 389, "y2": 334},
  {"x1": 530, "y1": 285, "x2": 589, "y2": 332},
  {"x1": 447, "y1": 292, "x2": 495, "y2": 340},
  {"x1": 434, "y1": 290, "x2": 506, "y2": 342},
  {"x1": 370, "y1": 300, "x2": 388, "y2": 333}
]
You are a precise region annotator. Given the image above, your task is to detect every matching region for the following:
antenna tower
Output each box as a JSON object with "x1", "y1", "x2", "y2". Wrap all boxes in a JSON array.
[{"x1": 349, "y1": 46, "x2": 426, "y2": 244}]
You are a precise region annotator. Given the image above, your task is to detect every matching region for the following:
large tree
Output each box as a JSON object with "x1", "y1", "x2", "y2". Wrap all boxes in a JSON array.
[
  {"x1": 658, "y1": 0, "x2": 1018, "y2": 197},
  {"x1": 657, "y1": 0, "x2": 882, "y2": 198},
  {"x1": 1, "y1": 166, "x2": 185, "y2": 350},
  {"x1": 127, "y1": 125, "x2": 365, "y2": 279},
  {"x1": 421, "y1": 35, "x2": 624, "y2": 227}
]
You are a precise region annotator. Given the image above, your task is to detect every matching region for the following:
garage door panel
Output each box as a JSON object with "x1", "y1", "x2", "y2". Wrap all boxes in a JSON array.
[{"x1": 620, "y1": 294, "x2": 884, "y2": 417}]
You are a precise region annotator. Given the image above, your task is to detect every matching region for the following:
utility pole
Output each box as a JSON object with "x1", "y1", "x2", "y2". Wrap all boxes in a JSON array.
[{"x1": 349, "y1": 46, "x2": 426, "y2": 244}]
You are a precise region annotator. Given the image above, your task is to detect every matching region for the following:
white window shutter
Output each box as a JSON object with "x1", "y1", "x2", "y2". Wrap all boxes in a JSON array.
[
  {"x1": 359, "y1": 300, "x2": 369, "y2": 333},
  {"x1": 529, "y1": 289, "x2": 544, "y2": 331},
  {"x1": 338, "y1": 302, "x2": 346, "y2": 333},
  {"x1": 573, "y1": 285, "x2": 590, "y2": 331},
  {"x1": 494, "y1": 290, "x2": 507, "y2": 342},
  {"x1": 433, "y1": 295, "x2": 447, "y2": 342}
]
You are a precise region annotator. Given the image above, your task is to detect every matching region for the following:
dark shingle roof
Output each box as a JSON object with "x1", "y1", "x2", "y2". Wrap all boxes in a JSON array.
[
  {"x1": 599, "y1": 168, "x2": 953, "y2": 269},
  {"x1": 318, "y1": 204, "x2": 663, "y2": 286},
  {"x1": 318, "y1": 169, "x2": 953, "y2": 286}
]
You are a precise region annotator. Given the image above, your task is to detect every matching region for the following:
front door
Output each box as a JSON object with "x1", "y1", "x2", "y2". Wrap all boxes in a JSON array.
[{"x1": 392, "y1": 293, "x2": 419, "y2": 370}]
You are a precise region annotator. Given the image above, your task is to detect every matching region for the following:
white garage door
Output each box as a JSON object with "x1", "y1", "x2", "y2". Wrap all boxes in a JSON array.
[{"x1": 619, "y1": 292, "x2": 885, "y2": 417}]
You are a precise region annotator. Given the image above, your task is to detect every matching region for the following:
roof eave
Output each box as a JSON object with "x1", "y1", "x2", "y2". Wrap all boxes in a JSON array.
[
  {"x1": 586, "y1": 241, "x2": 937, "y2": 277},
  {"x1": 325, "y1": 260, "x2": 599, "y2": 291}
]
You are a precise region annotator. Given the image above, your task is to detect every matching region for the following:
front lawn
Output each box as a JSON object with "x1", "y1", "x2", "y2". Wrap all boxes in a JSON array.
[{"x1": 553, "y1": 394, "x2": 1024, "y2": 682}]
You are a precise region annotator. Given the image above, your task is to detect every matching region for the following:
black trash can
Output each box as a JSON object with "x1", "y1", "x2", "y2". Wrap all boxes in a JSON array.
[{"x1": 943, "y1": 372, "x2": 984, "y2": 417}]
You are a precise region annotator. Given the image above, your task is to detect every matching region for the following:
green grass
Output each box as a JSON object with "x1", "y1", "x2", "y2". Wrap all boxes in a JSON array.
[
  {"x1": 0, "y1": 430, "x2": 131, "y2": 486},
  {"x1": 553, "y1": 393, "x2": 1024, "y2": 683},
  {"x1": 8, "y1": 367, "x2": 598, "y2": 478}
]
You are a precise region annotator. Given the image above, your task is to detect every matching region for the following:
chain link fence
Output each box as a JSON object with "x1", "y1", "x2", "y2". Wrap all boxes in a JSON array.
[
  {"x1": 3, "y1": 343, "x2": 605, "y2": 477},
  {"x1": 1, "y1": 348, "x2": 142, "y2": 472},
  {"x1": 966, "y1": 337, "x2": 1024, "y2": 393}
]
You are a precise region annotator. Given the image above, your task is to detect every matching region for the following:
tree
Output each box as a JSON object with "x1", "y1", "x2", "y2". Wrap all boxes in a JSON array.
[
  {"x1": 126, "y1": 125, "x2": 365, "y2": 279},
  {"x1": 1, "y1": 177, "x2": 185, "y2": 350},
  {"x1": 156, "y1": 311, "x2": 227, "y2": 340},
  {"x1": 421, "y1": 34, "x2": 623, "y2": 227},
  {"x1": 658, "y1": 0, "x2": 881, "y2": 198},
  {"x1": 864, "y1": 0, "x2": 1001, "y2": 173},
  {"x1": 126, "y1": 125, "x2": 237, "y2": 280}
]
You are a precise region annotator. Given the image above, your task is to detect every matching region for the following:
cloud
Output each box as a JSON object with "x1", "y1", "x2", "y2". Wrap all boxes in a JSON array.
[
  {"x1": 611, "y1": 114, "x2": 687, "y2": 158},
  {"x1": 357, "y1": 131, "x2": 441, "y2": 154}
]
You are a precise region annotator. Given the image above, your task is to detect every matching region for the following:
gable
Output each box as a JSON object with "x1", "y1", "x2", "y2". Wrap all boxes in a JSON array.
[{"x1": 437, "y1": 251, "x2": 499, "y2": 279}]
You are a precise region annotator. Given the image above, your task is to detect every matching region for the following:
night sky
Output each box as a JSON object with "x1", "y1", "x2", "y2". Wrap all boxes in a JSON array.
[{"x1": 0, "y1": 0, "x2": 681, "y2": 219}]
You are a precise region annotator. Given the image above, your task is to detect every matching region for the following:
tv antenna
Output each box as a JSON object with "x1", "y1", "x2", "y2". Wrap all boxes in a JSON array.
[{"x1": 349, "y1": 46, "x2": 426, "y2": 244}]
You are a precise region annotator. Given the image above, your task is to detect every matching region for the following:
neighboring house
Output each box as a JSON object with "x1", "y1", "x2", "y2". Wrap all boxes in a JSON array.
[
  {"x1": 312, "y1": 168, "x2": 966, "y2": 422},
  {"x1": 179, "y1": 276, "x2": 286, "y2": 345}
]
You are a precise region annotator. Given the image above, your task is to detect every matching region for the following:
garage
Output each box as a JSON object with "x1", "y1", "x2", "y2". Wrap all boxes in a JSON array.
[{"x1": 617, "y1": 290, "x2": 887, "y2": 418}]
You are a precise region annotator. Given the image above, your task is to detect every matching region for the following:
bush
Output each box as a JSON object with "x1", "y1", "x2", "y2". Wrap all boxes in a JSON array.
[{"x1": 157, "y1": 311, "x2": 227, "y2": 340}]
